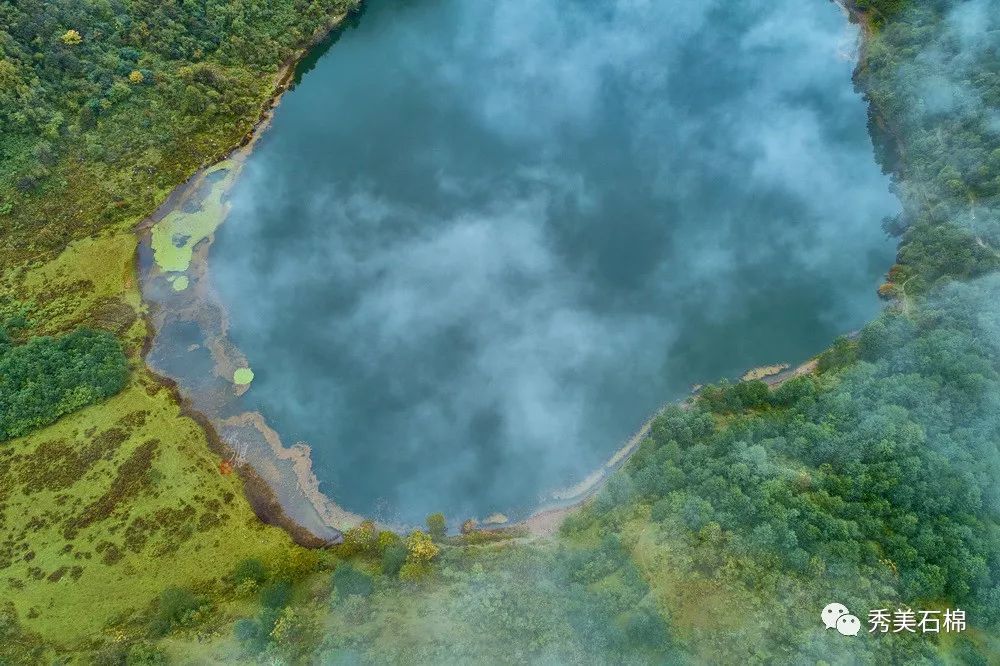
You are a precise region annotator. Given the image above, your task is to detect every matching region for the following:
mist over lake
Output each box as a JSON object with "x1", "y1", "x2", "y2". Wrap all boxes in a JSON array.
[{"x1": 208, "y1": 0, "x2": 898, "y2": 524}]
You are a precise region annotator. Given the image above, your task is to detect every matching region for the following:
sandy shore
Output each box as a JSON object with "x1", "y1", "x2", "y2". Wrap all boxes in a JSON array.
[{"x1": 517, "y1": 356, "x2": 822, "y2": 537}]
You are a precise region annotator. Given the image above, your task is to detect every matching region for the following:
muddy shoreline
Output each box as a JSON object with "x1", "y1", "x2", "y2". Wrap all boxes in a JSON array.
[{"x1": 135, "y1": 9, "x2": 362, "y2": 546}]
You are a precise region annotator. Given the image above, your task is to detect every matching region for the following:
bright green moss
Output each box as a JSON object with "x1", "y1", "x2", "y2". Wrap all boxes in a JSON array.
[{"x1": 233, "y1": 367, "x2": 254, "y2": 385}]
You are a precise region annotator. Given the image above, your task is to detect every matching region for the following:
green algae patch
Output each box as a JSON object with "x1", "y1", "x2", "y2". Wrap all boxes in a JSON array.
[
  {"x1": 150, "y1": 162, "x2": 235, "y2": 273},
  {"x1": 170, "y1": 275, "x2": 190, "y2": 291},
  {"x1": 233, "y1": 367, "x2": 255, "y2": 385}
]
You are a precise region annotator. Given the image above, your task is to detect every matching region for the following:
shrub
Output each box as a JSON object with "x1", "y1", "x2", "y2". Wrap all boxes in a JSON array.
[
  {"x1": 398, "y1": 562, "x2": 429, "y2": 581},
  {"x1": 732, "y1": 380, "x2": 770, "y2": 409},
  {"x1": 769, "y1": 375, "x2": 815, "y2": 407},
  {"x1": 273, "y1": 548, "x2": 319, "y2": 580},
  {"x1": 149, "y1": 586, "x2": 202, "y2": 637},
  {"x1": 377, "y1": 529, "x2": 401, "y2": 553},
  {"x1": 126, "y1": 641, "x2": 167, "y2": 664},
  {"x1": 405, "y1": 531, "x2": 439, "y2": 564},
  {"x1": 260, "y1": 581, "x2": 292, "y2": 609},
  {"x1": 816, "y1": 336, "x2": 857, "y2": 373},
  {"x1": 231, "y1": 558, "x2": 268, "y2": 586},
  {"x1": 269, "y1": 607, "x2": 321, "y2": 659},
  {"x1": 332, "y1": 563, "x2": 374, "y2": 598},
  {"x1": 381, "y1": 544, "x2": 408, "y2": 577},
  {"x1": 426, "y1": 513, "x2": 446, "y2": 541},
  {"x1": 339, "y1": 520, "x2": 378, "y2": 557},
  {"x1": 233, "y1": 618, "x2": 262, "y2": 643}
]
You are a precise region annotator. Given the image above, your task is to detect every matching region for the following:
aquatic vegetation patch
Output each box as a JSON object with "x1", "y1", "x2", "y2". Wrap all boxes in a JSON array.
[
  {"x1": 233, "y1": 367, "x2": 255, "y2": 385},
  {"x1": 150, "y1": 163, "x2": 235, "y2": 275},
  {"x1": 0, "y1": 233, "x2": 305, "y2": 650}
]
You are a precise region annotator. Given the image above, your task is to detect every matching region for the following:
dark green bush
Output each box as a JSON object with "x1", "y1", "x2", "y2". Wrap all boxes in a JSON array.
[
  {"x1": 231, "y1": 558, "x2": 268, "y2": 586},
  {"x1": 381, "y1": 545, "x2": 408, "y2": 577},
  {"x1": 149, "y1": 586, "x2": 202, "y2": 637},
  {"x1": 233, "y1": 618, "x2": 262, "y2": 644},
  {"x1": 333, "y1": 563, "x2": 374, "y2": 598},
  {"x1": 0, "y1": 327, "x2": 128, "y2": 441},
  {"x1": 260, "y1": 581, "x2": 292, "y2": 609},
  {"x1": 816, "y1": 336, "x2": 857, "y2": 373}
]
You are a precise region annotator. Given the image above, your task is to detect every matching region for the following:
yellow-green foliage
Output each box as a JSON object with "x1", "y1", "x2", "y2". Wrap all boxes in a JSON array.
[
  {"x1": 405, "y1": 530, "x2": 439, "y2": 564},
  {"x1": 0, "y1": 229, "x2": 305, "y2": 651},
  {"x1": 339, "y1": 520, "x2": 379, "y2": 557},
  {"x1": 625, "y1": 511, "x2": 771, "y2": 662},
  {"x1": 0, "y1": 0, "x2": 363, "y2": 658},
  {"x1": 59, "y1": 29, "x2": 82, "y2": 46},
  {"x1": 5, "y1": 232, "x2": 143, "y2": 345},
  {"x1": 1, "y1": 0, "x2": 361, "y2": 270}
]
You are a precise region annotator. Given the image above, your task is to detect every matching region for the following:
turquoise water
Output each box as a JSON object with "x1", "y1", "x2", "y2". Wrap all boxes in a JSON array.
[{"x1": 208, "y1": 0, "x2": 898, "y2": 525}]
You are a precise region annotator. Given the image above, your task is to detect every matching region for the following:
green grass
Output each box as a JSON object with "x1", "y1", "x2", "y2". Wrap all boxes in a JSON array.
[
  {"x1": 0, "y1": 373, "x2": 302, "y2": 647},
  {"x1": 0, "y1": 231, "x2": 306, "y2": 655},
  {"x1": 1, "y1": 0, "x2": 997, "y2": 662},
  {"x1": 4, "y1": 232, "x2": 142, "y2": 342},
  {"x1": 0, "y1": 5, "x2": 361, "y2": 656}
]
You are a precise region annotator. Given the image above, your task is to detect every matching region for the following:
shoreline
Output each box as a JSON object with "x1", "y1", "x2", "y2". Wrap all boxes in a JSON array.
[
  {"x1": 518, "y1": 2, "x2": 880, "y2": 538},
  {"x1": 135, "y1": 9, "x2": 363, "y2": 545},
  {"x1": 515, "y1": 356, "x2": 821, "y2": 537}
]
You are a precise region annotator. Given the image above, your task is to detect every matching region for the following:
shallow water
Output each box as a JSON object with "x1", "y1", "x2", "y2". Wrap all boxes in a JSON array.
[{"x1": 202, "y1": 0, "x2": 898, "y2": 524}]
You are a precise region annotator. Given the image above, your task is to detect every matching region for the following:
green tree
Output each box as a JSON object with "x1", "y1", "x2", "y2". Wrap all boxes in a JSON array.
[
  {"x1": 381, "y1": 544, "x2": 408, "y2": 577},
  {"x1": 149, "y1": 586, "x2": 202, "y2": 637},
  {"x1": 59, "y1": 29, "x2": 82, "y2": 45},
  {"x1": 426, "y1": 513, "x2": 446, "y2": 541},
  {"x1": 231, "y1": 558, "x2": 268, "y2": 586},
  {"x1": 332, "y1": 563, "x2": 374, "y2": 598},
  {"x1": 0, "y1": 328, "x2": 128, "y2": 441}
]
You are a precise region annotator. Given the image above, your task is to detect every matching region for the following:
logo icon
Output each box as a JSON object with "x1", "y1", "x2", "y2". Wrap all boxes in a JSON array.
[
  {"x1": 822, "y1": 602, "x2": 850, "y2": 630},
  {"x1": 836, "y1": 614, "x2": 861, "y2": 636}
]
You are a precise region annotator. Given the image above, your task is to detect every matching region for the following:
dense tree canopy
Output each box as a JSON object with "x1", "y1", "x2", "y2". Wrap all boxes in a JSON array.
[
  {"x1": 565, "y1": 272, "x2": 1000, "y2": 658},
  {"x1": 0, "y1": 327, "x2": 128, "y2": 441},
  {"x1": 0, "y1": 0, "x2": 360, "y2": 263},
  {"x1": 544, "y1": 1, "x2": 1000, "y2": 659},
  {"x1": 859, "y1": 0, "x2": 1000, "y2": 293}
]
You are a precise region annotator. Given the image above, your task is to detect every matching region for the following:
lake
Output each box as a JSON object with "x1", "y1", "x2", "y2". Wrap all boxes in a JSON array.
[{"x1": 201, "y1": 0, "x2": 897, "y2": 525}]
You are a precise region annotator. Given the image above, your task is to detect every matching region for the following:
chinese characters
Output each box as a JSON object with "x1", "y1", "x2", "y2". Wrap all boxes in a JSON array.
[{"x1": 867, "y1": 608, "x2": 965, "y2": 634}]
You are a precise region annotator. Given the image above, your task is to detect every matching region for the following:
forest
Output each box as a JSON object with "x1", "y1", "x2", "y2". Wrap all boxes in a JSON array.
[
  {"x1": 0, "y1": 324, "x2": 127, "y2": 441},
  {"x1": 0, "y1": 0, "x2": 361, "y2": 265},
  {"x1": 0, "y1": 0, "x2": 998, "y2": 663}
]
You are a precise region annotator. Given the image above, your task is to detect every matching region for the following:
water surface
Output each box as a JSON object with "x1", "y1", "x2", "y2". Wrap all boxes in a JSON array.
[{"x1": 209, "y1": 0, "x2": 898, "y2": 524}]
